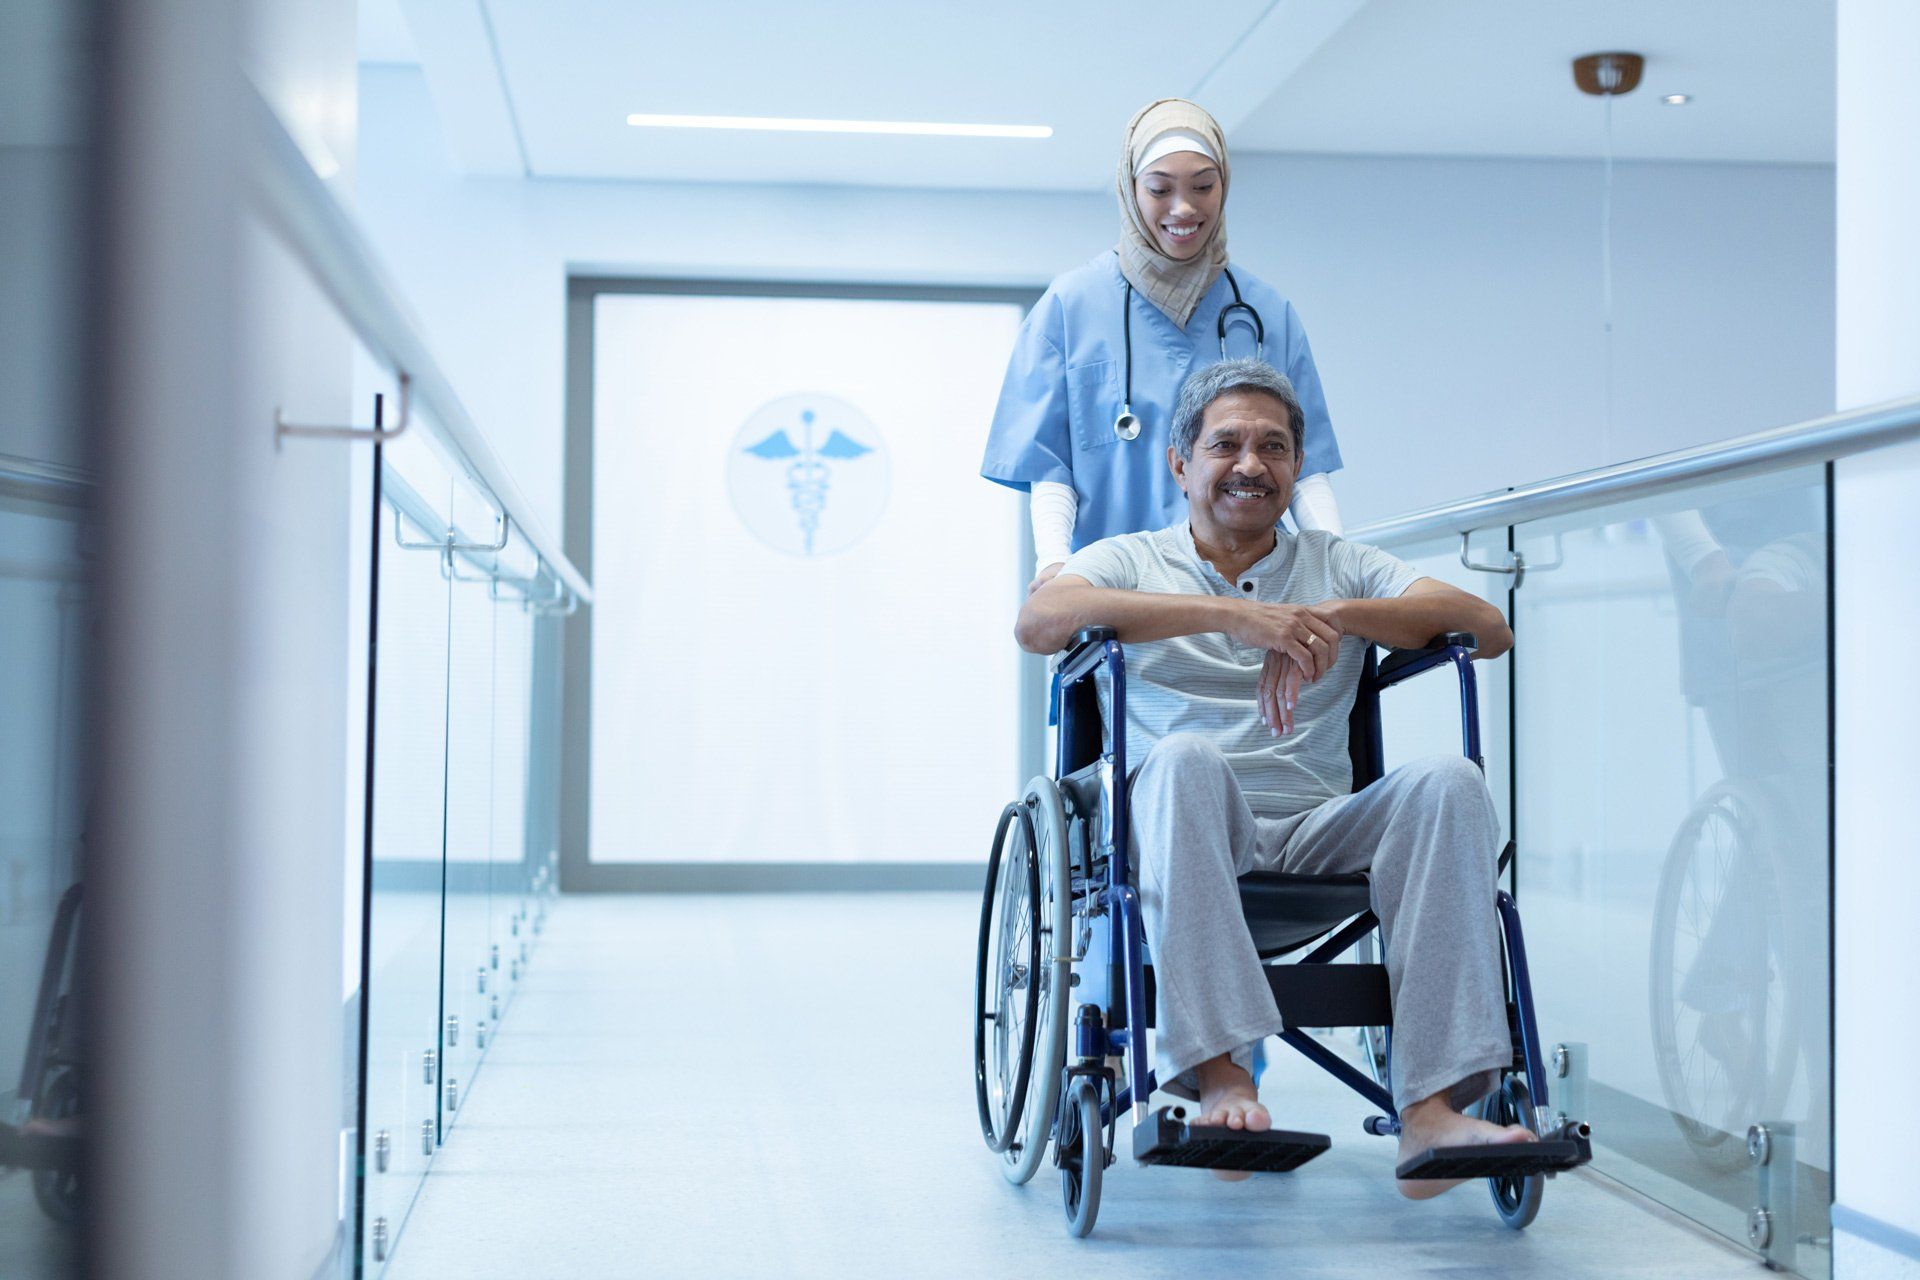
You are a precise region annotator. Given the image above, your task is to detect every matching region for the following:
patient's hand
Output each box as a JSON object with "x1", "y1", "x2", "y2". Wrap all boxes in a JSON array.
[
  {"x1": 1227, "y1": 600, "x2": 1343, "y2": 679},
  {"x1": 1258, "y1": 650, "x2": 1306, "y2": 736}
]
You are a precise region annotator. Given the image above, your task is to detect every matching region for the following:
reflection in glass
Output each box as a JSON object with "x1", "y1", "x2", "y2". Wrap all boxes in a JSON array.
[
  {"x1": 1516, "y1": 467, "x2": 1829, "y2": 1277},
  {"x1": 3, "y1": 0, "x2": 93, "y2": 1272},
  {"x1": 0, "y1": 498, "x2": 89, "y2": 1279}
]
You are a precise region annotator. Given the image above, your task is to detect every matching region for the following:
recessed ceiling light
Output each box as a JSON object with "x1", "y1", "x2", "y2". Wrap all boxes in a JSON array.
[
  {"x1": 623, "y1": 112, "x2": 1052, "y2": 139},
  {"x1": 1662, "y1": 93, "x2": 1693, "y2": 106}
]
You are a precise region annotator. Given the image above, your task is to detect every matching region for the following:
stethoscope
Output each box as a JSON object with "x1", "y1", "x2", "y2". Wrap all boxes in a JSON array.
[{"x1": 1114, "y1": 267, "x2": 1265, "y2": 441}]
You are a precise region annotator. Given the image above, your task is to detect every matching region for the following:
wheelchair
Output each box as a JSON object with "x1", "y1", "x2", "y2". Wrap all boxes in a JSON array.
[
  {"x1": 973, "y1": 627, "x2": 1591, "y2": 1237},
  {"x1": 2, "y1": 882, "x2": 84, "y2": 1224}
]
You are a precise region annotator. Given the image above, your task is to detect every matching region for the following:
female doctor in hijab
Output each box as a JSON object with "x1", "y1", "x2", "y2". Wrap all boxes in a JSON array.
[{"x1": 981, "y1": 98, "x2": 1346, "y2": 591}]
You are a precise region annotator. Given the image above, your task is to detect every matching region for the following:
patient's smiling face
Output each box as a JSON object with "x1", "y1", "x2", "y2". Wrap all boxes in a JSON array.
[{"x1": 1170, "y1": 390, "x2": 1302, "y2": 544}]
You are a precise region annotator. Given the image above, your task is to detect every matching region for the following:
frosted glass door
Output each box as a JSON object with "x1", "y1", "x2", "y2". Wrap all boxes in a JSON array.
[{"x1": 590, "y1": 292, "x2": 1023, "y2": 863}]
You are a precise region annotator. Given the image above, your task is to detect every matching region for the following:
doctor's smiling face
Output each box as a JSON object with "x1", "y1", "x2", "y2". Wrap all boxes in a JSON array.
[{"x1": 1134, "y1": 150, "x2": 1223, "y2": 260}]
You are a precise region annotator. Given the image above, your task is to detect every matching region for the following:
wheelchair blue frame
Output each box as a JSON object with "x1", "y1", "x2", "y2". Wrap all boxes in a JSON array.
[{"x1": 1050, "y1": 631, "x2": 1556, "y2": 1140}]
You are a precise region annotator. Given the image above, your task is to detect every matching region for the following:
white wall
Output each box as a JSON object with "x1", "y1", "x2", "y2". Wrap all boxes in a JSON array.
[
  {"x1": 356, "y1": 64, "x2": 1834, "y2": 541},
  {"x1": 1834, "y1": 1, "x2": 1920, "y2": 1273}
]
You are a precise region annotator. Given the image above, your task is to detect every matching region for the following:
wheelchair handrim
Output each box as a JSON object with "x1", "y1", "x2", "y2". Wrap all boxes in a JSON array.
[
  {"x1": 1003, "y1": 777, "x2": 1072, "y2": 1184},
  {"x1": 974, "y1": 801, "x2": 1043, "y2": 1154}
]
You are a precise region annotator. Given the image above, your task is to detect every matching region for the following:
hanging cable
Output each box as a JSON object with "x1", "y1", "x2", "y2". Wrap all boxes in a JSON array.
[
  {"x1": 1574, "y1": 51, "x2": 1642, "y2": 464},
  {"x1": 1602, "y1": 84, "x2": 1616, "y2": 463}
]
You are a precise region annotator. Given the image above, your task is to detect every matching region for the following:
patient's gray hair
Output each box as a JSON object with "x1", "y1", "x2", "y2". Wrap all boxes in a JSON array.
[{"x1": 1169, "y1": 359, "x2": 1304, "y2": 461}]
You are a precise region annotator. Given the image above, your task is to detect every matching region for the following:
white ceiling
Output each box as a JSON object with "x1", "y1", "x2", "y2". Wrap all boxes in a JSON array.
[
  {"x1": 358, "y1": 0, "x2": 1835, "y2": 190},
  {"x1": 1234, "y1": 0, "x2": 1836, "y2": 164}
]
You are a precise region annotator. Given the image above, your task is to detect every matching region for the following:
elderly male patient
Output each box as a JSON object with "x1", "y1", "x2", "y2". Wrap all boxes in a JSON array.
[{"x1": 1015, "y1": 358, "x2": 1534, "y2": 1196}]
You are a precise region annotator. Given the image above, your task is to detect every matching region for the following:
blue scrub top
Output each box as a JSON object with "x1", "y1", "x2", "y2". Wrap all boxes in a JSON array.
[{"x1": 981, "y1": 250, "x2": 1342, "y2": 551}]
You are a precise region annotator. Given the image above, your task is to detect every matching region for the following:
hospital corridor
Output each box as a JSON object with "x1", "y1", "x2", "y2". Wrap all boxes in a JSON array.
[
  {"x1": 381, "y1": 893, "x2": 1764, "y2": 1279},
  {"x1": 3, "y1": 2, "x2": 1918, "y2": 1278}
]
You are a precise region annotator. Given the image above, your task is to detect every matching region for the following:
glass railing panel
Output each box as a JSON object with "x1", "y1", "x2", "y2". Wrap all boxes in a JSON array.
[
  {"x1": 1370, "y1": 533, "x2": 1515, "y2": 847},
  {"x1": 439, "y1": 477, "x2": 499, "y2": 1127},
  {"x1": 490, "y1": 594, "x2": 534, "y2": 1015},
  {"x1": 1513, "y1": 466, "x2": 1830, "y2": 1277},
  {"x1": 360, "y1": 453, "x2": 455, "y2": 1275},
  {"x1": 0, "y1": 491, "x2": 88, "y2": 1278},
  {"x1": 527, "y1": 607, "x2": 564, "y2": 928}
]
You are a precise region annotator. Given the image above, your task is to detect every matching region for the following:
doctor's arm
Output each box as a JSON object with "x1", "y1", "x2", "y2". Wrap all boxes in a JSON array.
[
  {"x1": 1028, "y1": 481, "x2": 1078, "y2": 593},
  {"x1": 1288, "y1": 473, "x2": 1344, "y2": 534}
]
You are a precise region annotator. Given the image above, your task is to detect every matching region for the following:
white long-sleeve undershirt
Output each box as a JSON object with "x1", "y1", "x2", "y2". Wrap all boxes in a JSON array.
[
  {"x1": 1288, "y1": 472, "x2": 1344, "y2": 535},
  {"x1": 1031, "y1": 473, "x2": 1346, "y2": 573},
  {"x1": 1030, "y1": 480, "x2": 1078, "y2": 571}
]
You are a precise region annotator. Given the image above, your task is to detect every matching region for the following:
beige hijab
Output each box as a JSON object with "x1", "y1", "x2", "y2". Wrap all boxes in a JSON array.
[{"x1": 1115, "y1": 98, "x2": 1231, "y2": 328}]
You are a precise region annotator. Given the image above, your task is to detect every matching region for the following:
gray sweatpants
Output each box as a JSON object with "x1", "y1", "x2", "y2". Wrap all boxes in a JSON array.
[{"x1": 1130, "y1": 733, "x2": 1510, "y2": 1113}]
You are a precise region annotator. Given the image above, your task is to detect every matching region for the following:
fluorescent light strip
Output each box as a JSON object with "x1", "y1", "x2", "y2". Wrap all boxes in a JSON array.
[{"x1": 624, "y1": 112, "x2": 1051, "y2": 139}]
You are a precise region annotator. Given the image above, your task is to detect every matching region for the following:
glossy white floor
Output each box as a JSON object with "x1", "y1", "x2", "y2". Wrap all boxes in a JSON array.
[{"x1": 386, "y1": 893, "x2": 1761, "y2": 1280}]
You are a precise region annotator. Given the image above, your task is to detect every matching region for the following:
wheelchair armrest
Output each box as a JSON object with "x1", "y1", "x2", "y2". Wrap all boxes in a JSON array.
[
  {"x1": 1375, "y1": 631, "x2": 1477, "y2": 687},
  {"x1": 1052, "y1": 626, "x2": 1119, "y2": 679}
]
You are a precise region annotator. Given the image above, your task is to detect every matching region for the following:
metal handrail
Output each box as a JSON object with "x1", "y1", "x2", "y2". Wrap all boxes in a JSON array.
[
  {"x1": 1, "y1": 453, "x2": 92, "y2": 509},
  {"x1": 1352, "y1": 394, "x2": 1920, "y2": 548},
  {"x1": 242, "y1": 83, "x2": 591, "y2": 606}
]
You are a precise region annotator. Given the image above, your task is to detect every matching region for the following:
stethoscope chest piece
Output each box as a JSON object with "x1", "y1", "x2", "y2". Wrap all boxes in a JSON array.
[{"x1": 1113, "y1": 268, "x2": 1264, "y2": 445}]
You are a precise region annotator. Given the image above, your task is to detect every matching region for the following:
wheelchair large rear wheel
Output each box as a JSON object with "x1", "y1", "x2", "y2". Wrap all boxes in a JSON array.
[
  {"x1": 31, "y1": 1065, "x2": 82, "y2": 1226},
  {"x1": 999, "y1": 778, "x2": 1071, "y2": 1185},
  {"x1": 1057, "y1": 1076, "x2": 1104, "y2": 1238},
  {"x1": 1478, "y1": 1074, "x2": 1544, "y2": 1230},
  {"x1": 974, "y1": 801, "x2": 1043, "y2": 1155}
]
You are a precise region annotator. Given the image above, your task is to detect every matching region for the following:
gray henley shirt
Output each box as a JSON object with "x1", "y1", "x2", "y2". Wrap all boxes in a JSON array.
[{"x1": 1058, "y1": 523, "x2": 1422, "y2": 818}]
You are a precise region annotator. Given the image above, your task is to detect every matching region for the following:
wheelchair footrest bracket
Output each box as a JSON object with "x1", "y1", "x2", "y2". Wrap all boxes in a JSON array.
[
  {"x1": 1395, "y1": 1135, "x2": 1591, "y2": 1181},
  {"x1": 1133, "y1": 1113, "x2": 1330, "y2": 1174}
]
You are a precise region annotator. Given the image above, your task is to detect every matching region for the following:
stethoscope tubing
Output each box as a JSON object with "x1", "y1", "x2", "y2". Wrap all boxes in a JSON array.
[{"x1": 1116, "y1": 267, "x2": 1264, "y2": 442}]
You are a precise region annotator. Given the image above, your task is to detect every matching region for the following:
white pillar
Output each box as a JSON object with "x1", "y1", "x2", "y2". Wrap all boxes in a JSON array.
[
  {"x1": 96, "y1": 0, "x2": 357, "y2": 1274},
  {"x1": 1834, "y1": 1, "x2": 1920, "y2": 1274}
]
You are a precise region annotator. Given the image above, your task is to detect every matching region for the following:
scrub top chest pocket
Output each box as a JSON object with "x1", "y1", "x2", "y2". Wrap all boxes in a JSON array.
[{"x1": 1065, "y1": 359, "x2": 1124, "y2": 455}]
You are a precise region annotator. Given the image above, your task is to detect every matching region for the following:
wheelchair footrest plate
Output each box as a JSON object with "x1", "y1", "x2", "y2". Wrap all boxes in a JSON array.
[
  {"x1": 0, "y1": 1123, "x2": 79, "y2": 1173},
  {"x1": 1133, "y1": 1113, "x2": 1330, "y2": 1173},
  {"x1": 1394, "y1": 1137, "x2": 1590, "y2": 1181}
]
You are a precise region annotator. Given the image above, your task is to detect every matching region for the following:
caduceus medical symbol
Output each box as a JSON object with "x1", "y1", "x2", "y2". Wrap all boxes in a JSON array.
[{"x1": 741, "y1": 408, "x2": 876, "y2": 555}]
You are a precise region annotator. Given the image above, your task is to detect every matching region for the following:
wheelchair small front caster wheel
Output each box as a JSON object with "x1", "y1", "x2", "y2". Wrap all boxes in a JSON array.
[
  {"x1": 1058, "y1": 1077, "x2": 1104, "y2": 1238},
  {"x1": 1478, "y1": 1074, "x2": 1545, "y2": 1230}
]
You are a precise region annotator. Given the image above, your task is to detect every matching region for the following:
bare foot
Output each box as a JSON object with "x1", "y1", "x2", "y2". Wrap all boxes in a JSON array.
[
  {"x1": 1193, "y1": 1054, "x2": 1269, "y2": 1182},
  {"x1": 20, "y1": 1115, "x2": 80, "y2": 1139},
  {"x1": 1395, "y1": 1093, "x2": 1535, "y2": 1200}
]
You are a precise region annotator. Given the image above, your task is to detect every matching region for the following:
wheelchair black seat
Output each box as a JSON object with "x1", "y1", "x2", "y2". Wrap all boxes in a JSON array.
[{"x1": 1237, "y1": 871, "x2": 1371, "y2": 956}]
